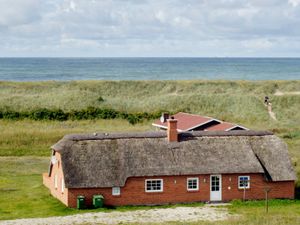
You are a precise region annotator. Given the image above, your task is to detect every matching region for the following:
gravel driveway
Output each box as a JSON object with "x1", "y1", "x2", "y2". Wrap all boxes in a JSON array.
[{"x1": 0, "y1": 205, "x2": 229, "y2": 225}]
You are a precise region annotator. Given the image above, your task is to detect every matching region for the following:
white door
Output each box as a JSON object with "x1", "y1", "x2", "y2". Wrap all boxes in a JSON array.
[{"x1": 210, "y1": 175, "x2": 222, "y2": 201}]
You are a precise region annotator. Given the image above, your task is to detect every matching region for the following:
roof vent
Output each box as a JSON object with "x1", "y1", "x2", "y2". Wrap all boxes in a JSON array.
[{"x1": 160, "y1": 113, "x2": 170, "y2": 123}]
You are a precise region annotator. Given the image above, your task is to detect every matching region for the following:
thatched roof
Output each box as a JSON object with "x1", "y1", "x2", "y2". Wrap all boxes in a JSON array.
[{"x1": 51, "y1": 130, "x2": 296, "y2": 188}]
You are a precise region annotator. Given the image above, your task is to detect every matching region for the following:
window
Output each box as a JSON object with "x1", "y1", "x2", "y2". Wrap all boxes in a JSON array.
[
  {"x1": 54, "y1": 174, "x2": 58, "y2": 189},
  {"x1": 211, "y1": 175, "x2": 220, "y2": 191},
  {"x1": 112, "y1": 187, "x2": 121, "y2": 196},
  {"x1": 187, "y1": 178, "x2": 199, "y2": 191},
  {"x1": 238, "y1": 176, "x2": 250, "y2": 189},
  {"x1": 61, "y1": 178, "x2": 65, "y2": 193},
  {"x1": 145, "y1": 179, "x2": 163, "y2": 192}
]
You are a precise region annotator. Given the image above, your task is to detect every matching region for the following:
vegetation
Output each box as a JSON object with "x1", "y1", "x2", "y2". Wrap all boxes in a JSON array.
[
  {"x1": 0, "y1": 80, "x2": 299, "y2": 223},
  {"x1": 0, "y1": 119, "x2": 151, "y2": 156},
  {"x1": 0, "y1": 107, "x2": 166, "y2": 124},
  {"x1": 0, "y1": 80, "x2": 299, "y2": 125}
]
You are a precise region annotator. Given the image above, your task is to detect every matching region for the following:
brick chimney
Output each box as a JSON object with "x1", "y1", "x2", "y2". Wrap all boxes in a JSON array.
[{"x1": 167, "y1": 118, "x2": 178, "y2": 142}]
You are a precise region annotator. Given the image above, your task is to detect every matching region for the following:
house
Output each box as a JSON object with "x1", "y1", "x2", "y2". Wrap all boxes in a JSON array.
[
  {"x1": 152, "y1": 112, "x2": 248, "y2": 131},
  {"x1": 43, "y1": 119, "x2": 296, "y2": 208}
]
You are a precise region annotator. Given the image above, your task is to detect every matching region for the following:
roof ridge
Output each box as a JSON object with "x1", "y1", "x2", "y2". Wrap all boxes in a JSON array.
[{"x1": 62, "y1": 130, "x2": 273, "y2": 141}]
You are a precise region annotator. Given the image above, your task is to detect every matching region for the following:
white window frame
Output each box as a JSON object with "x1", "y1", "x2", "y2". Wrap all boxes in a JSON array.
[
  {"x1": 187, "y1": 177, "x2": 199, "y2": 191},
  {"x1": 61, "y1": 178, "x2": 65, "y2": 193},
  {"x1": 112, "y1": 187, "x2": 121, "y2": 196},
  {"x1": 238, "y1": 176, "x2": 250, "y2": 189},
  {"x1": 54, "y1": 174, "x2": 58, "y2": 189},
  {"x1": 145, "y1": 179, "x2": 163, "y2": 193}
]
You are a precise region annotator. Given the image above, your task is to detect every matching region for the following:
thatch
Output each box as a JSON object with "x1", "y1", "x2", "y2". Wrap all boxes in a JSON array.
[{"x1": 51, "y1": 130, "x2": 296, "y2": 188}]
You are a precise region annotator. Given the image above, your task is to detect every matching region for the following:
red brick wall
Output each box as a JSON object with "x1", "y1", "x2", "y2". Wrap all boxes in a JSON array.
[
  {"x1": 42, "y1": 152, "x2": 68, "y2": 205},
  {"x1": 66, "y1": 174, "x2": 294, "y2": 208},
  {"x1": 222, "y1": 174, "x2": 294, "y2": 201}
]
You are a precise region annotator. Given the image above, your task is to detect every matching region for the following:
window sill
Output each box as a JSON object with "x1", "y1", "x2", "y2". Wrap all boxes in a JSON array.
[
  {"x1": 187, "y1": 189, "x2": 199, "y2": 192},
  {"x1": 238, "y1": 187, "x2": 250, "y2": 190}
]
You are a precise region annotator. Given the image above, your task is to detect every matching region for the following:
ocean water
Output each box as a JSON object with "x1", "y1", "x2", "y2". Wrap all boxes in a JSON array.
[{"x1": 0, "y1": 57, "x2": 300, "y2": 81}]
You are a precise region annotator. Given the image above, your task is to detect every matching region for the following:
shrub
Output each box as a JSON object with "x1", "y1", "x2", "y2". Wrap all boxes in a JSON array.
[
  {"x1": 97, "y1": 96, "x2": 105, "y2": 102},
  {"x1": 3, "y1": 111, "x2": 21, "y2": 120},
  {"x1": 0, "y1": 107, "x2": 174, "y2": 124}
]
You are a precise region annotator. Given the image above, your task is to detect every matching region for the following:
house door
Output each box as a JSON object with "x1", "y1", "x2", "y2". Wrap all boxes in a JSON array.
[{"x1": 210, "y1": 175, "x2": 222, "y2": 201}]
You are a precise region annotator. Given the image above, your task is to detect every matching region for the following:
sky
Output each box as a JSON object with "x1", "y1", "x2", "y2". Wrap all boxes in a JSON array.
[{"x1": 1, "y1": 0, "x2": 300, "y2": 57}]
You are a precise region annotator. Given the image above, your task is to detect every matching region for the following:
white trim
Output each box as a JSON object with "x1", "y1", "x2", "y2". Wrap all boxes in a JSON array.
[
  {"x1": 210, "y1": 175, "x2": 222, "y2": 201},
  {"x1": 112, "y1": 187, "x2": 121, "y2": 196},
  {"x1": 61, "y1": 178, "x2": 65, "y2": 193},
  {"x1": 145, "y1": 179, "x2": 163, "y2": 193},
  {"x1": 187, "y1": 177, "x2": 199, "y2": 191},
  {"x1": 152, "y1": 123, "x2": 184, "y2": 132},
  {"x1": 238, "y1": 176, "x2": 250, "y2": 189},
  {"x1": 225, "y1": 125, "x2": 249, "y2": 131},
  {"x1": 152, "y1": 123, "x2": 168, "y2": 130}
]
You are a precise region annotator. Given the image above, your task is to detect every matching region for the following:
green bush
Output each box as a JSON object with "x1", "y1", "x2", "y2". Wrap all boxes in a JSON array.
[
  {"x1": 0, "y1": 108, "x2": 172, "y2": 124},
  {"x1": 28, "y1": 108, "x2": 68, "y2": 121},
  {"x1": 97, "y1": 96, "x2": 105, "y2": 102},
  {"x1": 2, "y1": 111, "x2": 23, "y2": 120}
]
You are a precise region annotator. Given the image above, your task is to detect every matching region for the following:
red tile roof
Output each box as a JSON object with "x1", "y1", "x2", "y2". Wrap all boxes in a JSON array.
[
  {"x1": 152, "y1": 112, "x2": 220, "y2": 131},
  {"x1": 152, "y1": 112, "x2": 248, "y2": 131}
]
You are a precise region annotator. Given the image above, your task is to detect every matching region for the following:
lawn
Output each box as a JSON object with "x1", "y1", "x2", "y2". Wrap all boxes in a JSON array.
[{"x1": 0, "y1": 157, "x2": 76, "y2": 220}]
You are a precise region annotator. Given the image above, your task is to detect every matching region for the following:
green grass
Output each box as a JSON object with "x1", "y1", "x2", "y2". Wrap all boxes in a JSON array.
[
  {"x1": 0, "y1": 119, "x2": 152, "y2": 156},
  {"x1": 0, "y1": 80, "x2": 299, "y2": 222},
  {"x1": 0, "y1": 157, "x2": 77, "y2": 219}
]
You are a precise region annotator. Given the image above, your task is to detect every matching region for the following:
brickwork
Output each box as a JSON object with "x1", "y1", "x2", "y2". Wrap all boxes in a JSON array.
[
  {"x1": 167, "y1": 119, "x2": 178, "y2": 142},
  {"x1": 65, "y1": 174, "x2": 294, "y2": 208},
  {"x1": 221, "y1": 174, "x2": 294, "y2": 201},
  {"x1": 42, "y1": 152, "x2": 68, "y2": 205}
]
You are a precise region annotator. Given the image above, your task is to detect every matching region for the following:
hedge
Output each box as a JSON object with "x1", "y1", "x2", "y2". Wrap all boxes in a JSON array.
[{"x1": 0, "y1": 107, "x2": 169, "y2": 125}]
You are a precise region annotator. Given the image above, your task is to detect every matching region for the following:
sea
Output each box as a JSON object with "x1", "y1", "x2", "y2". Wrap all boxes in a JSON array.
[{"x1": 0, "y1": 57, "x2": 300, "y2": 81}]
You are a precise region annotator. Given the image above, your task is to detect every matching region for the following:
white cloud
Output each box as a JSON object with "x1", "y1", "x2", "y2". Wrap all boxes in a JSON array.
[
  {"x1": 289, "y1": 0, "x2": 300, "y2": 7},
  {"x1": 0, "y1": 0, "x2": 300, "y2": 56},
  {"x1": 0, "y1": 0, "x2": 44, "y2": 27}
]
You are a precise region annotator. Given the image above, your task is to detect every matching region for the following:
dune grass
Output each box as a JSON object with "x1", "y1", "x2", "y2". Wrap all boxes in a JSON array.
[{"x1": 0, "y1": 80, "x2": 299, "y2": 126}]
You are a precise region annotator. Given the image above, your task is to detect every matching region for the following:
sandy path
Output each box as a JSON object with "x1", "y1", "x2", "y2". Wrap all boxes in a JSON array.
[
  {"x1": 268, "y1": 111, "x2": 277, "y2": 121},
  {"x1": 0, "y1": 205, "x2": 229, "y2": 225},
  {"x1": 274, "y1": 90, "x2": 300, "y2": 96}
]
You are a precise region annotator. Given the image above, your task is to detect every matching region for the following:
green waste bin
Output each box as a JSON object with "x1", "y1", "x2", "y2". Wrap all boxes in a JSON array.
[
  {"x1": 93, "y1": 195, "x2": 104, "y2": 208},
  {"x1": 77, "y1": 195, "x2": 85, "y2": 209}
]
